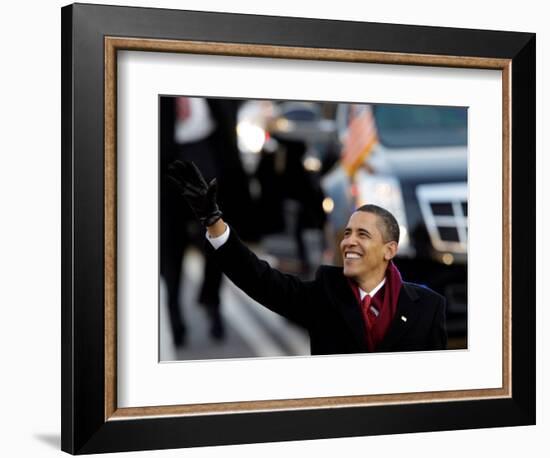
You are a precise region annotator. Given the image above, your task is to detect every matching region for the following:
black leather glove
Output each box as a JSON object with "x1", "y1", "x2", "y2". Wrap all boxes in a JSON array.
[{"x1": 167, "y1": 160, "x2": 223, "y2": 227}]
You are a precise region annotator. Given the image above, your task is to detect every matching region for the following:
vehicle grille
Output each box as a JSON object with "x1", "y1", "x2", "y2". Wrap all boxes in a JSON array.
[{"x1": 416, "y1": 183, "x2": 467, "y2": 254}]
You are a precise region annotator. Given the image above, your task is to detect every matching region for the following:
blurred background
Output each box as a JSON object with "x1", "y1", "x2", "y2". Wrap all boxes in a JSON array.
[{"x1": 159, "y1": 96, "x2": 468, "y2": 361}]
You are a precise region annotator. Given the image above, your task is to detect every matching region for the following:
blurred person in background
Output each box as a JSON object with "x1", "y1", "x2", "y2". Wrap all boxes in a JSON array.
[
  {"x1": 167, "y1": 161, "x2": 447, "y2": 355},
  {"x1": 249, "y1": 101, "x2": 327, "y2": 276},
  {"x1": 254, "y1": 132, "x2": 326, "y2": 275},
  {"x1": 160, "y1": 97, "x2": 254, "y2": 346}
]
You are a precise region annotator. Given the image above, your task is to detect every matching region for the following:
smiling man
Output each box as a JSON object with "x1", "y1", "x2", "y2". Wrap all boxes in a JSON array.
[{"x1": 168, "y1": 160, "x2": 447, "y2": 354}]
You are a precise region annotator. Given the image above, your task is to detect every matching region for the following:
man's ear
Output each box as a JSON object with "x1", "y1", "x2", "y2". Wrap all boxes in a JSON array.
[{"x1": 384, "y1": 241, "x2": 398, "y2": 261}]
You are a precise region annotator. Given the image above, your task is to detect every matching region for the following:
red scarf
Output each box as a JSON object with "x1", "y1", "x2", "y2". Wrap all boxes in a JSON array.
[{"x1": 349, "y1": 260, "x2": 403, "y2": 351}]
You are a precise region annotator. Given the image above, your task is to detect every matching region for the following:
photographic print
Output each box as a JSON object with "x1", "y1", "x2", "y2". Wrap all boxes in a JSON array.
[{"x1": 158, "y1": 96, "x2": 468, "y2": 361}]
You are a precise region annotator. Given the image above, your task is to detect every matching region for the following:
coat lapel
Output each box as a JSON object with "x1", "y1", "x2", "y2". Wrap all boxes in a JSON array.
[
  {"x1": 321, "y1": 267, "x2": 370, "y2": 351},
  {"x1": 376, "y1": 283, "x2": 420, "y2": 351}
]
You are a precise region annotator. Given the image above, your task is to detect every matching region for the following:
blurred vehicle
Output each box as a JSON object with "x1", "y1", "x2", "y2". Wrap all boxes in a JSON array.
[
  {"x1": 236, "y1": 100, "x2": 338, "y2": 274},
  {"x1": 236, "y1": 99, "x2": 338, "y2": 228},
  {"x1": 334, "y1": 104, "x2": 467, "y2": 261},
  {"x1": 236, "y1": 100, "x2": 339, "y2": 173},
  {"x1": 328, "y1": 103, "x2": 468, "y2": 344}
]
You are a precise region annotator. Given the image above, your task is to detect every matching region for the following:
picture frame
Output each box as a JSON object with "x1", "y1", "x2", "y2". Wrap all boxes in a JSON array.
[{"x1": 61, "y1": 3, "x2": 535, "y2": 454}]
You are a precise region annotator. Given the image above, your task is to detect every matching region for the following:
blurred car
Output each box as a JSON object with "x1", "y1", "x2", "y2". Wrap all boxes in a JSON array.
[
  {"x1": 328, "y1": 103, "x2": 468, "y2": 344},
  {"x1": 236, "y1": 100, "x2": 339, "y2": 273},
  {"x1": 237, "y1": 100, "x2": 339, "y2": 171},
  {"x1": 335, "y1": 104, "x2": 468, "y2": 263}
]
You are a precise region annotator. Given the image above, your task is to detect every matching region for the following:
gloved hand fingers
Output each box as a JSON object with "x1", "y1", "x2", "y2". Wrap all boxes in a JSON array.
[
  {"x1": 206, "y1": 178, "x2": 218, "y2": 201},
  {"x1": 182, "y1": 182, "x2": 207, "y2": 199},
  {"x1": 166, "y1": 166, "x2": 183, "y2": 189},
  {"x1": 187, "y1": 161, "x2": 209, "y2": 188},
  {"x1": 169, "y1": 160, "x2": 208, "y2": 189},
  {"x1": 166, "y1": 160, "x2": 219, "y2": 226},
  {"x1": 166, "y1": 174, "x2": 204, "y2": 200},
  {"x1": 167, "y1": 161, "x2": 190, "y2": 185},
  {"x1": 166, "y1": 174, "x2": 185, "y2": 193}
]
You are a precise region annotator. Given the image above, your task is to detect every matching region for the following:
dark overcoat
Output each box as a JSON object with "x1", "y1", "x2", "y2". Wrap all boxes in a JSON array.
[{"x1": 206, "y1": 227, "x2": 448, "y2": 355}]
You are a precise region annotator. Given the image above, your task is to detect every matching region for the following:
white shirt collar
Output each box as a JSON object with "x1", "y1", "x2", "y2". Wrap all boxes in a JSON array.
[{"x1": 358, "y1": 277, "x2": 386, "y2": 300}]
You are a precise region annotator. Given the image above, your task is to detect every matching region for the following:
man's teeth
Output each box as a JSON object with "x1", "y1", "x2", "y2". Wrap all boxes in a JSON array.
[{"x1": 346, "y1": 253, "x2": 361, "y2": 259}]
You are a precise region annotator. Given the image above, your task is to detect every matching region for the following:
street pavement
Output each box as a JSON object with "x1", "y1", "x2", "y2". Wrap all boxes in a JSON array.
[{"x1": 159, "y1": 236, "x2": 319, "y2": 361}]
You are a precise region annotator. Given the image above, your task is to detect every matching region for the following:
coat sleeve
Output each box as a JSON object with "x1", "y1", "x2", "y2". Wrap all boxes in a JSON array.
[{"x1": 204, "y1": 225, "x2": 313, "y2": 327}]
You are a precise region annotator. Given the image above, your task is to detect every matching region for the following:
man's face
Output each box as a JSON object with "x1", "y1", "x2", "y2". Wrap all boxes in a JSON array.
[{"x1": 340, "y1": 211, "x2": 396, "y2": 283}]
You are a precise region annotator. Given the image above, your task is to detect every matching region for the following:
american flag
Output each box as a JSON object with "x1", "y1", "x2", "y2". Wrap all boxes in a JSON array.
[{"x1": 341, "y1": 105, "x2": 378, "y2": 177}]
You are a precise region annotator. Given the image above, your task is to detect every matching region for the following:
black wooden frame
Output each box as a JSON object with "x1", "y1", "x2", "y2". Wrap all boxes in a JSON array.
[{"x1": 61, "y1": 3, "x2": 536, "y2": 454}]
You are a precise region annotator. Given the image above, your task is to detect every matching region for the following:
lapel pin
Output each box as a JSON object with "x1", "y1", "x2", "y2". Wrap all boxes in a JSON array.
[{"x1": 400, "y1": 315, "x2": 407, "y2": 322}]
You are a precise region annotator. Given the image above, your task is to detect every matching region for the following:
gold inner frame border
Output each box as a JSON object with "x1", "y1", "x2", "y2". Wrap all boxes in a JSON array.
[{"x1": 104, "y1": 36, "x2": 512, "y2": 421}]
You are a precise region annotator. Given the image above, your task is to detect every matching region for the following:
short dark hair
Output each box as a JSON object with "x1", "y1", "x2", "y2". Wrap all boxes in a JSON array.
[{"x1": 355, "y1": 204, "x2": 400, "y2": 244}]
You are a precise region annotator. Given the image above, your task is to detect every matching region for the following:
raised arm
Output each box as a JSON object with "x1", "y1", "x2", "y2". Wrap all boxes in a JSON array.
[{"x1": 167, "y1": 160, "x2": 312, "y2": 326}]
